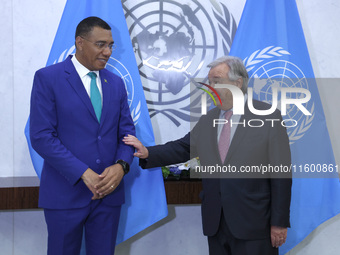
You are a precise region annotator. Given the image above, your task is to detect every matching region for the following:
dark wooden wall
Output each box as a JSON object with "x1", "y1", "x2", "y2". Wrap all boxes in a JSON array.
[{"x1": 0, "y1": 180, "x2": 202, "y2": 210}]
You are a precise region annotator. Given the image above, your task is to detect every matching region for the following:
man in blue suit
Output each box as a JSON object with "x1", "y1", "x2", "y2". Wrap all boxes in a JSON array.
[{"x1": 30, "y1": 17, "x2": 135, "y2": 255}]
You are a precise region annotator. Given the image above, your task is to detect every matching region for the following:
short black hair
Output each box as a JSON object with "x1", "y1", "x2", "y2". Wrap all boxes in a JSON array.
[{"x1": 75, "y1": 16, "x2": 111, "y2": 39}]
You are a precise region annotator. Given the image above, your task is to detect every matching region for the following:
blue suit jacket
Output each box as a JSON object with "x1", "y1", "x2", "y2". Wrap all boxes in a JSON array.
[{"x1": 30, "y1": 55, "x2": 135, "y2": 209}]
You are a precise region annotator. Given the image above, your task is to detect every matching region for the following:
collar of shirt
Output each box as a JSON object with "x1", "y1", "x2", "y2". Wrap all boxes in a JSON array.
[{"x1": 71, "y1": 55, "x2": 103, "y2": 99}]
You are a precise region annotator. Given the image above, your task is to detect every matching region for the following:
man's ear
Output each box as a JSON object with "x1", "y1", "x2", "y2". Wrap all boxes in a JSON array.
[
  {"x1": 75, "y1": 36, "x2": 83, "y2": 51},
  {"x1": 236, "y1": 77, "x2": 243, "y2": 89}
]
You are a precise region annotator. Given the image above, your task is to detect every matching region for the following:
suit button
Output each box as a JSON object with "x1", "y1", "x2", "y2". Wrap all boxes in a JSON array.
[
  {"x1": 98, "y1": 136, "x2": 102, "y2": 140},
  {"x1": 96, "y1": 159, "x2": 101, "y2": 164}
]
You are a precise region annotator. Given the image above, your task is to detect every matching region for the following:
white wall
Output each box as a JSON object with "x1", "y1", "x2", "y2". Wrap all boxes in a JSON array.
[{"x1": 0, "y1": 0, "x2": 339, "y2": 254}]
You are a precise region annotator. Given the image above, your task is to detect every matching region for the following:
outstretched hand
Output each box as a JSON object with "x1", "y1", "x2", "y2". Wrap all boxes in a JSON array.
[{"x1": 123, "y1": 134, "x2": 149, "y2": 159}]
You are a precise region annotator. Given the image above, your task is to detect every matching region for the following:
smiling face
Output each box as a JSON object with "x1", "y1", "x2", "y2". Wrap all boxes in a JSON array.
[
  {"x1": 75, "y1": 26, "x2": 114, "y2": 71},
  {"x1": 208, "y1": 63, "x2": 242, "y2": 111}
]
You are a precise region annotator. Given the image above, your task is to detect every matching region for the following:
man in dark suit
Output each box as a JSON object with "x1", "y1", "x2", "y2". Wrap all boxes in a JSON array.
[
  {"x1": 30, "y1": 17, "x2": 135, "y2": 255},
  {"x1": 124, "y1": 56, "x2": 292, "y2": 255}
]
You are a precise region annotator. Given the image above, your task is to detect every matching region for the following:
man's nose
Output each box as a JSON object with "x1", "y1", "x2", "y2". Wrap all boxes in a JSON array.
[{"x1": 103, "y1": 46, "x2": 112, "y2": 56}]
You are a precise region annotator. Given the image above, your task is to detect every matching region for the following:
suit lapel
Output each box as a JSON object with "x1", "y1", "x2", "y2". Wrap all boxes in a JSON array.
[
  {"x1": 99, "y1": 70, "x2": 111, "y2": 126},
  {"x1": 64, "y1": 56, "x2": 98, "y2": 122}
]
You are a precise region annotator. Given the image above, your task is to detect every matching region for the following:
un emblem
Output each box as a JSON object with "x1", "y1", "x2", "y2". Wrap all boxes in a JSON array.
[
  {"x1": 123, "y1": 0, "x2": 236, "y2": 126},
  {"x1": 245, "y1": 46, "x2": 315, "y2": 144}
]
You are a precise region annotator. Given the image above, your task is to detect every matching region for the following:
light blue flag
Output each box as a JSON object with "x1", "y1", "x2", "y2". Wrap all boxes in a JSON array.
[
  {"x1": 24, "y1": 0, "x2": 168, "y2": 249},
  {"x1": 229, "y1": 0, "x2": 340, "y2": 254}
]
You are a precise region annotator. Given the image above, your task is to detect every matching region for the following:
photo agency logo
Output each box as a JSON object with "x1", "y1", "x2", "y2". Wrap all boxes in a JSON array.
[{"x1": 194, "y1": 81, "x2": 312, "y2": 129}]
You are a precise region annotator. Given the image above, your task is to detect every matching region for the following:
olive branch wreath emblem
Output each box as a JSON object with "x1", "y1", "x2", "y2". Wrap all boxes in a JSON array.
[
  {"x1": 244, "y1": 46, "x2": 315, "y2": 144},
  {"x1": 212, "y1": 2, "x2": 237, "y2": 56}
]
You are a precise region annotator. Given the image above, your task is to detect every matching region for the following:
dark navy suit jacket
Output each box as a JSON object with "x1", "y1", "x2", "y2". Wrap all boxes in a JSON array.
[
  {"x1": 30, "y1": 55, "x2": 135, "y2": 209},
  {"x1": 141, "y1": 101, "x2": 292, "y2": 240}
]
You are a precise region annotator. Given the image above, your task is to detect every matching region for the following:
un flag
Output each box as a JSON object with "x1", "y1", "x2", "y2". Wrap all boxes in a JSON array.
[{"x1": 230, "y1": 0, "x2": 340, "y2": 254}]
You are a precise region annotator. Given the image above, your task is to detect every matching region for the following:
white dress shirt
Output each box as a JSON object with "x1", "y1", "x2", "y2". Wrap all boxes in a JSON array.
[{"x1": 71, "y1": 55, "x2": 103, "y2": 104}]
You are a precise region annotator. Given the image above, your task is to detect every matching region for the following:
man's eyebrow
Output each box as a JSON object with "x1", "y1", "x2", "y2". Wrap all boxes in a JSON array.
[{"x1": 95, "y1": 40, "x2": 114, "y2": 43}]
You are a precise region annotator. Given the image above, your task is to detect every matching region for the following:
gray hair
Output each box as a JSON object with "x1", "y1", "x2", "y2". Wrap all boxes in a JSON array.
[{"x1": 207, "y1": 56, "x2": 249, "y2": 94}]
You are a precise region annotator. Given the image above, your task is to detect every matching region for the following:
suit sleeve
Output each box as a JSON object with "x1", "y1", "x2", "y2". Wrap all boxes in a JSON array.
[
  {"x1": 114, "y1": 78, "x2": 136, "y2": 165},
  {"x1": 139, "y1": 123, "x2": 204, "y2": 169},
  {"x1": 139, "y1": 132, "x2": 190, "y2": 169},
  {"x1": 269, "y1": 110, "x2": 292, "y2": 228},
  {"x1": 30, "y1": 70, "x2": 89, "y2": 185}
]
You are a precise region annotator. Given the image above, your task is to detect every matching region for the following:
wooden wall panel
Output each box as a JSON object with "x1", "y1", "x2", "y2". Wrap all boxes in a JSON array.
[{"x1": 0, "y1": 180, "x2": 202, "y2": 210}]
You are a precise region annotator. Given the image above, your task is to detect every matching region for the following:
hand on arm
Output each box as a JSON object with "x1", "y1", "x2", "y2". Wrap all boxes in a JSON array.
[
  {"x1": 271, "y1": 225, "x2": 287, "y2": 248},
  {"x1": 123, "y1": 135, "x2": 149, "y2": 159}
]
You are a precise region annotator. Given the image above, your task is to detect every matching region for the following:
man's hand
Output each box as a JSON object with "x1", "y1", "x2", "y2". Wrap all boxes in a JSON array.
[
  {"x1": 94, "y1": 164, "x2": 125, "y2": 196},
  {"x1": 81, "y1": 168, "x2": 102, "y2": 200},
  {"x1": 271, "y1": 226, "x2": 287, "y2": 248},
  {"x1": 123, "y1": 134, "x2": 149, "y2": 159}
]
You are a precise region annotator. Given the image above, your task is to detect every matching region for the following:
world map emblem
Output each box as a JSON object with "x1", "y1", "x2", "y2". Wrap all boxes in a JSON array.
[
  {"x1": 123, "y1": 0, "x2": 236, "y2": 126},
  {"x1": 245, "y1": 46, "x2": 315, "y2": 144}
]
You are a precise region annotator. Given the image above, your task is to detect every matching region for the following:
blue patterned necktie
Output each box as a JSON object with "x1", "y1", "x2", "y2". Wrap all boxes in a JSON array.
[{"x1": 87, "y1": 72, "x2": 102, "y2": 122}]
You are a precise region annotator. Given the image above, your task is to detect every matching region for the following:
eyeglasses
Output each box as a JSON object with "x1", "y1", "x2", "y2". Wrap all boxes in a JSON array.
[{"x1": 80, "y1": 36, "x2": 116, "y2": 51}]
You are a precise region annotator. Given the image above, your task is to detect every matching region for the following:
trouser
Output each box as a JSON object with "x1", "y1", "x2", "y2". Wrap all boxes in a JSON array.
[
  {"x1": 44, "y1": 199, "x2": 121, "y2": 255},
  {"x1": 208, "y1": 212, "x2": 278, "y2": 255}
]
